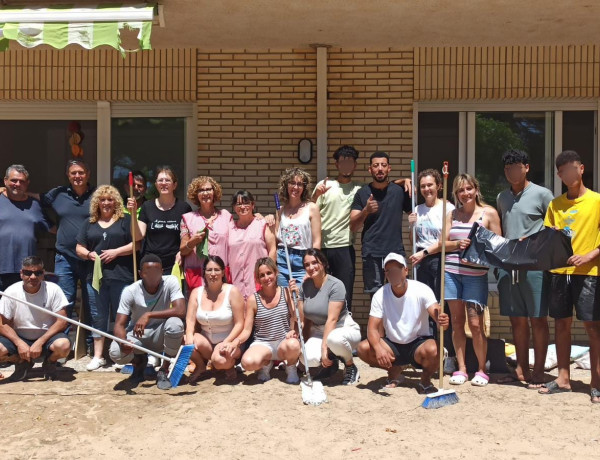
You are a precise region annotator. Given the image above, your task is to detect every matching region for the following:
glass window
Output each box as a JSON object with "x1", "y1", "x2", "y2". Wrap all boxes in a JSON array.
[
  {"x1": 111, "y1": 118, "x2": 186, "y2": 201},
  {"x1": 0, "y1": 120, "x2": 98, "y2": 271},
  {"x1": 475, "y1": 112, "x2": 553, "y2": 207},
  {"x1": 562, "y1": 111, "x2": 595, "y2": 191},
  {"x1": 417, "y1": 112, "x2": 459, "y2": 204}
]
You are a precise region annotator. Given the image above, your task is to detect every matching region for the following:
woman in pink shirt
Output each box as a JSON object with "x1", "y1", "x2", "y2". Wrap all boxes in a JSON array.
[
  {"x1": 180, "y1": 176, "x2": 232, "y2": 290},
  {"x1": 228, "y1": 190, "x2": 277, "y2": 301}
]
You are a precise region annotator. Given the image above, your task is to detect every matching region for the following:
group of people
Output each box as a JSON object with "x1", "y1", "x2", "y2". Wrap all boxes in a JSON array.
[{"x1": 0, "y1": 144, "x2": 599, "y2": 403}]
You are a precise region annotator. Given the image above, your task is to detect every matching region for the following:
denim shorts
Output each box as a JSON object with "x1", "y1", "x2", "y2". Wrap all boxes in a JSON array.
[
  {"x1": 444, "y1": 271, "x2": 488, "y2": 307},
  {"x1": 276, "y1": 247, "x2": 306, "y2": 287}
]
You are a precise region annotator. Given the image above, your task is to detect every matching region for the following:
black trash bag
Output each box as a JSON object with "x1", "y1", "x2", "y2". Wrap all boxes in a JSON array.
[{"x1": 461, "y1": 223, "x2": 573, "y2": 271}]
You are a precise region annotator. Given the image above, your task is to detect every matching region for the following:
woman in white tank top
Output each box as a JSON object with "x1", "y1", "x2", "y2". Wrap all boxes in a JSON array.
[
  {"x1": 185, "y1": 255, "x2": 245, "y2": 383},
  {"x1": 275, "y1": 167, "x2": 322, "y2": 287}
]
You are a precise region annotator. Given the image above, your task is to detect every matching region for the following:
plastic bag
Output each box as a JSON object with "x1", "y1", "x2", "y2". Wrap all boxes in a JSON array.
[{"x1": 462, "y1": 224, "x2": 573, "y2": 271}]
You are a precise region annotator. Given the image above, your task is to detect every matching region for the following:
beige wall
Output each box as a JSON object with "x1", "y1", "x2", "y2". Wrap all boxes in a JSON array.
[{"x1": 0, "y1": 45, "x2": 595, "y2": 343}]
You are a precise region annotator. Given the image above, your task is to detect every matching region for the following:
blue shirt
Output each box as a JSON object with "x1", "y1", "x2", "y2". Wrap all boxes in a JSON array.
[
  {"x1": 0, "y1": 194, "x2": 51, "y2": 274},
  {"x1": 40, "y1": 185, "x2": 95, "y2": 259}
]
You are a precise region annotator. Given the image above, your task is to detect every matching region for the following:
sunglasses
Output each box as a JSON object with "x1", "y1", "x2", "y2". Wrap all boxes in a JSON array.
[{"x1": 22, "y1": 269, "x2": 44, "y2": 277}]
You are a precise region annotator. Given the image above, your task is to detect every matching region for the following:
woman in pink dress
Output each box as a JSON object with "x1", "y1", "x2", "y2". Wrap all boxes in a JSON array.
[
  {"x1": 228, "y1": 190, "x2": 277, "y2": 301},
  {"x1": 180, "y1": 176, "x2": 232, "y2": 290}
]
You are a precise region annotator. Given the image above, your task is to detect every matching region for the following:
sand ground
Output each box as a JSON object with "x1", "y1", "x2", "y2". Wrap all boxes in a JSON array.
[{"x1": 1, "y1": 358, "x2": 599, "y2": 460}]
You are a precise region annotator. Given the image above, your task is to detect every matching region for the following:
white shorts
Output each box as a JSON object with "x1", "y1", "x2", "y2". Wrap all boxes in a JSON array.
[{"x1": 249, "y1": 339, "x2": 284, "y2": 360}]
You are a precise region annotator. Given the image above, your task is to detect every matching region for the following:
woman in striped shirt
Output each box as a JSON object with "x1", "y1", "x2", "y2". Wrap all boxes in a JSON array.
[
  {"x1": 238, "y1": 257, "x2": 301, "y2": 384},
  {"x1": 444, "y1": 174, "x2": 501, "y2": 387}
]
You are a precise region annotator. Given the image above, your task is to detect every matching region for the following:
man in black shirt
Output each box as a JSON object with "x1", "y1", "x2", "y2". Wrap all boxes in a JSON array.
[{"x1": 350, "y1": 152, "x2": 412, "y2": 297}]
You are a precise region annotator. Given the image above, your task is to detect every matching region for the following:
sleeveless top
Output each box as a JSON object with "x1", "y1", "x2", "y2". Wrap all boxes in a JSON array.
[
  {"x1": 180, "y1": 209, "x2": 231, "y2": 270},
  {"x1": 228, "y1": 218, "x2": 268, "y2": 299},
  {"x1": 195, "y1": 285, "x2": 234, "y2": 344},
  {"x1": 445, "y1": 209, "x2": 488, "y2": 276},
  {"x1": 278, "y1": 205, "x2": 312, "y2": 250},
  {"x1": 253, "y1": 287, "x2": 291, "y2": 342}
]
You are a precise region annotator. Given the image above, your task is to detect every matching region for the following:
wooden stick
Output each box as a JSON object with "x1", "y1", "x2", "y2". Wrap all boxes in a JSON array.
[
  {"x1": 439, "y1": 161, "x2": 449, "y2": 389},
  {"x1": 129, "y1": 172, "x2": 138, "y2": 282}
]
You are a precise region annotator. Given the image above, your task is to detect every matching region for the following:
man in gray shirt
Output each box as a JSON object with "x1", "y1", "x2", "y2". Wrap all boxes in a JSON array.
[
  {"x1": 496, "y1": 149, "x2": 554, "y2": 388},
  {"x1": 109, "y1": 253, "x2": 186, "y2": 390}
]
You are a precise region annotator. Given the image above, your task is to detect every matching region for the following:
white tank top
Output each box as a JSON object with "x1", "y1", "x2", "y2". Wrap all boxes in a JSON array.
[
  {"x1": 195, "y1": 285, "x2": 234, "y2": 344},
  {"x1": 278, "y1": 205, "x2": 312, "y2": 250}
]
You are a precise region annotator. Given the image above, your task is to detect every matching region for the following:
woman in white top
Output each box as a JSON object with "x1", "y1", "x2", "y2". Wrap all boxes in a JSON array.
[
  {"x1": 275, "y1": 167, "x2": 321, "y2": 287},
  {"x1": 408, "y1": 169, "x2": 455, "y2": 300},
  {"x1": 185, "y1": 255, "x2": 244, "y2": 383}
]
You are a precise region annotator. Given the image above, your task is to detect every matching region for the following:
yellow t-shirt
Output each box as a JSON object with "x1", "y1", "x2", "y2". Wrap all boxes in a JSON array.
[{"x1": 544, "y1": 189, "x2": 600, "y2": 276}]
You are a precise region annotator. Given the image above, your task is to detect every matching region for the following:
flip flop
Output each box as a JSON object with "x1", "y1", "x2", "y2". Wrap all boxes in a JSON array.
[
  {"x1": 538, "y1": 380, "x2": 572, "y2": 395},
  {"x1": 417, "y1": 382, "x2": 437, "y2": 395},
  {"x1": 449, "y1": 371, "x2": 468, "y2": 385},
  {"x1": 471, "y1": 371, "x2": 490, "y2": 387},
  {"x1": 590, "y1": 388, "x2": 600, "y2": 404},
  {"x1": 526, "y1": 380, "x2": 546, "y2": 390},
  {"x1": 378, "y1": 378, "x2": 404, "y2": 394}
]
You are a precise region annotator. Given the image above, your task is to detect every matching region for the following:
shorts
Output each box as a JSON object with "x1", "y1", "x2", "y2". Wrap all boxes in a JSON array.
[
  {"x1": 249, "y1": 338, "x2": 285, "y2": 360},
  {"x1": 382, "y1": 336, "x2": 434, "y2": 369},
  {"x1": 444, "y1": 271, "x2": 488, "y2": 307},
  {"x1": 497, "y1": 269, "x2": 546, "y2": 318},
  {"x1": 0, "y1": 332, "x2": 71, "y2": 359},
  {"x1": 542, "y1": 272, "x2": 600, "y2": 321}
]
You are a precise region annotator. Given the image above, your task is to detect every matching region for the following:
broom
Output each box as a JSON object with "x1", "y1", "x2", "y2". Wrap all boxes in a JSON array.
[
  {"x1": 129, "y1": 171, "x2": 138, "y2": 282},
  {"x1": 410, "y1": 159, "x2": 417, "y2": 280},
  {"x1": 422, "y1": 161, "x2": 459, "y2": 409},
  {"x1": 274, "y1": 193, "x2": 327, "y2": 405},
  {"x1": 0, "y1": 290, "x2": 193, "y2": 388}
]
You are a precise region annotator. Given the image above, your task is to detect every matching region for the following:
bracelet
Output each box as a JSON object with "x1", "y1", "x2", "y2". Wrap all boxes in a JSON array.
[{"x1": 86, "y1": 251, "x2": 91, "y2": 260}]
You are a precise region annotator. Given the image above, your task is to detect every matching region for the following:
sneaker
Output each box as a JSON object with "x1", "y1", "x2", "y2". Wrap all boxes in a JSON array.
[
  {"x1": 9, "y1": 360, "x2": 34, "y2": 382},
  {"x1": 156, "y1": 369, "x2": 172, "y2": 390},
  {"x1": 342, "y1": 363, "x2": 360, "y2": 385},
  {"x1": 129, "y1": 354, "x2": 148, "y2": 384},
  {"x1": 257, "y1": 361, "x2": 273, "y2": 382},
  {"x1": 285, "y1": 364, "x2": 300, "y2": 384},
  {"x1": 313, "y1": 357, "x2": 339, "y2": 381},
  {"x1": 86, "y1": 357, "x2": 106, "y2": 371},
  {"x1": 42, "y1": 357, "x2": 58, "y2": 381}
]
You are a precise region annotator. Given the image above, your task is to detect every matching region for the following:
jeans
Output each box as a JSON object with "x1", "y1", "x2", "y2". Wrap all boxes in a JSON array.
[
  {"x1": 276, "y1": 247, "x2": 306, "y2": 287},
  {"x1": 87, "y1": 278, "x2": 129, "y2": 338},
  {"x1": 54, "y1": 252, "x2": 89, "y2": 320}
]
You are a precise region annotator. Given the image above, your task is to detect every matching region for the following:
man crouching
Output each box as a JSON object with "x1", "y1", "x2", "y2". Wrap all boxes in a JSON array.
[
  {"x1": 109, "y1": 254, "x2": 185, "y2": 390},
  {"x1": 0, "y1": 256, "x2": 71, "y2": 381},
  {"x1": 357, "y1": 253, "x2": 449, "y2": 393}
]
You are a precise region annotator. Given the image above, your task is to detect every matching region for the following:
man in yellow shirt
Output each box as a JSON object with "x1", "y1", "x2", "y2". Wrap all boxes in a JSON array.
[{"x1": 540, "y1": 150, "x2": 600, "y2": 403}]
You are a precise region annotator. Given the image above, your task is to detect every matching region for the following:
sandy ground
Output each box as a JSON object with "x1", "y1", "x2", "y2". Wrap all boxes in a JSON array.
[{"x1": 0, "y1": 358, "x2": 599, "y2": 460}]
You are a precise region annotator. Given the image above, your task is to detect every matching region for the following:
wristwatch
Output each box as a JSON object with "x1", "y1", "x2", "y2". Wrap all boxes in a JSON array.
[{"x1": 423, "y1": 249, "x2": 429, "y2": 256}]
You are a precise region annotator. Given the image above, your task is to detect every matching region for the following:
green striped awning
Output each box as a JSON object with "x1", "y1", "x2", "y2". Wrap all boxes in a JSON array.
[{"x1": 0, "y1": 4, "x2": 154, "y2": 54}]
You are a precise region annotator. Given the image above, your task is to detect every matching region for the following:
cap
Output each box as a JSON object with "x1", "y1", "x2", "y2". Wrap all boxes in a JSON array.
[{"x1": 383, "y1": 252, "x2": 407, "y2": 268}]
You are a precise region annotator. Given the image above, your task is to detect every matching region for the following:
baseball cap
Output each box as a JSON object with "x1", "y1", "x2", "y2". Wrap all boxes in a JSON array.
[{"x1": 383, "y1": 252, "x2": 407, "y2": 268}]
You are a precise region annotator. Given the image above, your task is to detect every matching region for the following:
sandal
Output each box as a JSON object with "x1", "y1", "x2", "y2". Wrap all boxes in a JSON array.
[
  {"x1": 590, "y1": 387, "x2": 600, "y2": 404},
  {"x1": 417, "y1": 382, "x2": 437, "y2": 395},
  {"x1": 449, "y1": 371, "x2": 468, "y2": 385},
  {"x1": 378, "y1": 378, "x2": 404, "y2": 394},
  {"x1": 471, "y1": 371, "x2": 490, "y2": 387},
  {"x1": 538, "y1": 380, "x2": 572, "y2": 395}
]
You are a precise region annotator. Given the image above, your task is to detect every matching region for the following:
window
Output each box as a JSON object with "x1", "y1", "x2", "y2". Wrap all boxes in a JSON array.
[{"x1": 562, "y1": 111, "x2": 595, "y2": 191}]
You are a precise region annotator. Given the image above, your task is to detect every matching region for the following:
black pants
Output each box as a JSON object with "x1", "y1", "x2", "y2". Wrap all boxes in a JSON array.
[
  {"x1": 417, "y1": 253, "x2": 454, "y2": 357},
  {"x1": 322, "y1": 246, "x2": 355, "y2": 312}
]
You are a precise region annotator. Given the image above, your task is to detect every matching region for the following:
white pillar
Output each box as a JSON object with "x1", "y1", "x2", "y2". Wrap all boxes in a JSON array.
[{"x1": 316, "y1": 46, "x2": 328, "y2": 181}]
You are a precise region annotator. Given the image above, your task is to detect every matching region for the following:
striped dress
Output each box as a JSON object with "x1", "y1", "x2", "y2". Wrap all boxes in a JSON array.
[
  {"x1": 253, "y1": 288, "x2": 291, "y2": 342},
  {"x1": 445, "y1": 210, "x2": 488, "y2": 276}
]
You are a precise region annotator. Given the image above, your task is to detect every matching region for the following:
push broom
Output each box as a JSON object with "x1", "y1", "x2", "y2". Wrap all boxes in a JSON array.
[
  {"x1": 410, "y1": 159, "x2": 417, "y2": 280},
  {"x1": 422, "y1": 161, "x2": 459, "y2": 409},
  {"x1": 0, "y1": 290, "x2": 194, "y2": 388},
  {"x1": 129, "y1": 171, "x2": 139, "y2": 283},
  {"x1": 274, "y1": 193, "x2": 327, "y2": 405}
]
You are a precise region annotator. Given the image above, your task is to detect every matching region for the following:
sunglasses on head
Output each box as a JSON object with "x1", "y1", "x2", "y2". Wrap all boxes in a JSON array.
[{"x1": 22, "y1": 269, "x2": 44, "y2": 277}]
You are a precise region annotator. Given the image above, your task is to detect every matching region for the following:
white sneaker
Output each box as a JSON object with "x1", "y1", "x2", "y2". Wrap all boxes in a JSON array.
[
  {"x1": 86, "y1": 357, "x2": 106, "y2": 371},
  {"x1": 285, "y1": 364, "x2": 300, "y2": 384},
  {"x1": 257, "y1": 361, "x2": 273, "y2": 382}
]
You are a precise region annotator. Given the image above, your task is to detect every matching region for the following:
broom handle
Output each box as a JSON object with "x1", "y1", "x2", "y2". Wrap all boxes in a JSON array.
[
  {"x1": 129, "y1": 172, "x2": 138, "y2": 282},
  {"x1": 274, "y1": 194, "x2": 313, "y2": 386},
  {"x1": 0, "y1": 289, "x2": 172, "y2": 363},
  {"x1": 439, "y1": 161, "x2": 449, "y2": 389},
  {"x1": 410, "y1": 159, "x2": 417, "y2": 280}
]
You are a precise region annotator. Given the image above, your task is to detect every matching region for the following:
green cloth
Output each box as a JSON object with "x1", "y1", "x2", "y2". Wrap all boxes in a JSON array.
[
  {"x1": 92, "y1": 256, "x2": 103, "y2": 292},
  {"x1": 196, "y1": 228, "x2": 209, "y2": 259}
]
